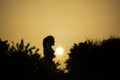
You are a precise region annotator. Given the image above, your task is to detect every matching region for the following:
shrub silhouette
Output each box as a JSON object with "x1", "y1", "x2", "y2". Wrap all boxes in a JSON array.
[
  {"x1": 100, "y1": 38, "x2": 120, "y2": 80},
  {"x1": 0, "y1": 39, "x2": 9, "y2": 79},
  {"x1": 0, "y1": 39, "x2": 41, "y2": 80},
  {"x1": 0, "y1": 38, "x2": 66, "y2": 80},
  {"x1": 66, "y1": 37, "x2": 120, "y2": 80},
  {"x1": 1, "y1": 37, "x2": 120, "y2": 80}
]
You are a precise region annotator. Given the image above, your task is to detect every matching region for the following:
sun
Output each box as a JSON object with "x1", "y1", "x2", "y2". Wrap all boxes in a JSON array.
[{"x1": 56, "y1": 47, "x2": 64, "y2": 55}]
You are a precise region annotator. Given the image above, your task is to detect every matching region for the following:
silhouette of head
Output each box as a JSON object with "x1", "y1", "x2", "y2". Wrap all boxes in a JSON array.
[
  {"x1": 43, "y1": 35, "x2": 55, "y2": 48},
  {"x1": 43, "y1": 35, "x2": 55, "y2": 64}
]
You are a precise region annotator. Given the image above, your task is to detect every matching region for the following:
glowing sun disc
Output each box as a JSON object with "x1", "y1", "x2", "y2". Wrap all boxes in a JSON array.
[{"x1": 56, "y1": 47, "x2": 64, "y2": 55}]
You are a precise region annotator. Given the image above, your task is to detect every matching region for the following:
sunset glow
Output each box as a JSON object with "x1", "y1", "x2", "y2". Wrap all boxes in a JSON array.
[
  {"x1": 0, "y1": 0, "x2": 120, "y2": 70},
  {"x1": 56, "y1": 47, "x2": 64, "y2": 55}
]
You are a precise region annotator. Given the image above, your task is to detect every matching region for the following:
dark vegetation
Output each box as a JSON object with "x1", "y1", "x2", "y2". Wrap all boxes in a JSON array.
[
  {"x1": 66, "y1": 37, "x2": 120, "y2": 80},
  {"x1": 0, "y1": 39, "x2": 65, "y2": 80},
  {"x1": 0, "y1": 37, "x2": 120, "y2": 80}
]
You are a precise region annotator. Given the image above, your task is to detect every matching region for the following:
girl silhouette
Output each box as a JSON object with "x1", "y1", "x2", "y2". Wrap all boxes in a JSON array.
[{"x1": 43, "y1": 35, "x2": 55, "y2": 65}]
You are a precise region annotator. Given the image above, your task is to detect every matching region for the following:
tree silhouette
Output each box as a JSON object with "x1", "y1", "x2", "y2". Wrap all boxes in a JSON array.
[
  {"x1": 100, "y1": 38, "x2": 120, "y2": 80},
  {"x1": 0, "y1": 39, "x2": 9, "y2": 79},
  {"x1": 66, "y1": 40, "x2": 99, "y2": 80},
  {"x1": 66, "y1": 37, "x2": 120, "y2": 80},
  {"x1": 1, "y1": 36, "x2": 120, "y2": 80},
  {"x1": 0, "y1": 37, "x2": 66, "y2": 80},
  {"x1": 0, "y1": 39, "x2": 41, "y2": 80}
]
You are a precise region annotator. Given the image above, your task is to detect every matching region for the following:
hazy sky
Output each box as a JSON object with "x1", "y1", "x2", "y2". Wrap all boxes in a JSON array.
[{"x1": 0, "y1": 0, "x2": 120, "y2": 69}]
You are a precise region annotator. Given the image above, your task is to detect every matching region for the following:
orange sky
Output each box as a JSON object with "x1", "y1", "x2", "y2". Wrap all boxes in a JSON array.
[{"x1": 0, "y1": 0, "x2": 120, "y2": 69}]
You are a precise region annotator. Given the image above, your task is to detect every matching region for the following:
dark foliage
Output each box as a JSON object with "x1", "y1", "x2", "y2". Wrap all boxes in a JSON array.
[
  {"x1": 1, "y1": 37, "x2": 120, "y2": 80},
  {"x1": 66, "y1": 37, "x2": 120, "y2": 80},
  {"x1": 0, "y1": 39, "x2": 66, "y2": 80}
]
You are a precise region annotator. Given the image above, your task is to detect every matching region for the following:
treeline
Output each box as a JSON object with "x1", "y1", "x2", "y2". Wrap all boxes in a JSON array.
[
  {"x1": 66, "y1": 37, "x2": 120, "y2": 80},
  {"x1": 0, "y1": 39, "x2": 66, "y2": 80},
  {"x1": 0, "y1": 37, "x2": 120, "y2": 80}
]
